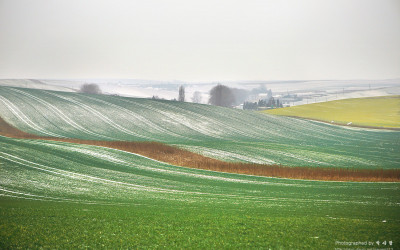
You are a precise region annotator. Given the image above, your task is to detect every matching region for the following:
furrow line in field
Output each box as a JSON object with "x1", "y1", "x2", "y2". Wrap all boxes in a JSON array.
[
  {"x1": 36, "y1": 140, "x2": 288, "y2": 186},
  {"x1": 160, "y1": 111, "x2": 226, "y2": 139},
  {"x1": 181, "y1": 144, "x2": 328, "y2": 166},
  {"x1": 47, "y1": 92, "x2": 151, "y2": 140},
  {"x1": 123, "y1": 100, "x2": 221, "y2": 140},
  {"x1": 9, "y1": 88, "x2": 114, "y2": 140},
  {"x1": 156, "y1": 102, "x2": 254, "y2": 139},
  {"x1": 178, "y1": 105, "x2": 269, "y2": 140},
  {"x1": 83, "y1": 95, "x2": 189, "y2": 141},
  {"x1": 1, "y1": 152, "x2": 255, "y2": 196},
  {"x1": 130, "y1": 99, "x2": 247, "y2": 139},
  {"x1": 290, "y1": 118, "x2": 380, "y2": 144},
  {"x1": 0, "y1": 96, "x2": 65, "y2": 138},
  {"x1": 171, "y1": 104, "x2": 251, "y2": 135},
  {"x1": 0, "y1": 152, "x2": 177, "y2": 193},
  {"x1": 178, "y1": 145, "x2": 277, "y2": 164},
  {"x1": 0, "y1": 193, "x2": 60, "y2": 202},
  {"x1": 115, "y1": 99, "x2": 193, "y2": 137},
  {"x1": 0, "y1": 187, "x2": 81, "y2": 202},
  {"x1": 0, "y1": 188, "x2": 115, "y2": 205},
  {"x1": 259, "y1": 148, "x2": 329, "y2": 165}
]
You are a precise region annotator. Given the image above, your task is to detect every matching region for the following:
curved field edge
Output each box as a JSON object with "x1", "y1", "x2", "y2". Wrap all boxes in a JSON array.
[
  {"x1": 264, "y1": 95, "x2": 400, "y2": 129},
  {"x1": 1, "y1": 86, "x2": 400, "y2": 169},
  {"x1": 270, "y1": 116, "x2": 400, "y2": 131},
  {"x1": 1, "y1": 116, "x2": 399, "y2": 182},
  {"x1": 1, "y1": 135, "x2": 400, "y2": 248},
  {"x1": 4, "y1": 135, "x2": 399, "y2": 203}
]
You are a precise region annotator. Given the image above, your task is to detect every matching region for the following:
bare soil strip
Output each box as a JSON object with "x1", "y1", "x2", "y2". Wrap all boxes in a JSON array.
[{"x1": 1, "y1": 116, "x2": 399, "y2": 182}]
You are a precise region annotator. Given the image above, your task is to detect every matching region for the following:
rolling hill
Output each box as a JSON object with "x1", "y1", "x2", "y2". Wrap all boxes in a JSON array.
[
  {"x1": 1, "y1": 135, "x2": 399, "y2": 248},
  {"x1": 1, "y1": 86, "x2": 400, "y2": 248},
  {"x1": 0, "y1": 86, "x2": 399, "y2": 169}
]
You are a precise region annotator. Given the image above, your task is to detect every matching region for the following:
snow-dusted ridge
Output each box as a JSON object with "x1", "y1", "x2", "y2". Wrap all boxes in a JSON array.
[{"x1": 0, "y1": 86, "x2": 399, "y2": 168}]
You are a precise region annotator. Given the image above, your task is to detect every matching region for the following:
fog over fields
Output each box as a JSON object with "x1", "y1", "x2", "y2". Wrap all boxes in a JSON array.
[
  {"x1": 1, "y1": 0, "x2": 399, "y2": 248},
  {"x1": 1, "y1": 78, "x2": 399, "y2": 106}
]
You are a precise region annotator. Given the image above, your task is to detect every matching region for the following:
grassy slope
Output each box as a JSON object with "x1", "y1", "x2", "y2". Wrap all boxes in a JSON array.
[
  {"x1": 1, "y1": 87, "x2": 399, "y2": 248},
  {"x1": 1, "y1": 136, "x2": 399, "y2": 248},
  {"x1": 2, "y1": 199, "x2": 399, "y2": 249},
  {"x1": 265, "y1": 96, "x2": 400, "y2": 128},
  {"x1": 0, "y1": 86, "x2": 399, "y2": 169}
]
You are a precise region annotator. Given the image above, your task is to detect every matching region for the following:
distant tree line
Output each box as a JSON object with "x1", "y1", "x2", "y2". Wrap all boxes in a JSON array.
[
  {"x1": 243, "y1": 98, "x2": 283, "y2": 110},
  {"x1": 172, "y1": 83, "x2": 283, "y2": 110}
]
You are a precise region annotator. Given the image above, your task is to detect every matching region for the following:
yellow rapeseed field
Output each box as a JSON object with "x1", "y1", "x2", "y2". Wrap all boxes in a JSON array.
[{"x1": 264, "y1": 96, "x2": 400, "y2": 128}]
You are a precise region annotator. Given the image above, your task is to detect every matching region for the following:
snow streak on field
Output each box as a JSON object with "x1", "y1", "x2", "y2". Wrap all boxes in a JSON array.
[
  {"x1": 0, "y1": 86, "x2": 399, "y2": 169},
  {"x1": 1, "y1": 136, "x2": 398, "y2": 207}
]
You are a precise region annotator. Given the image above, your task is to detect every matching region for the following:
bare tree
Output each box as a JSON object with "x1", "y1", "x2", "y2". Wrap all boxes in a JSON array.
[
  {"x1": 178, "y1": 85, "x2": 185, "y2": 102},
  {"x1": 208, "y1": 84, "x2": 235, "y2": 107},
  {"x1": 80, "y1": 83, "x2": 102, "y2": 94},
  {"x1": 191, "y1": 91, "x2": 202, "y2": 103}
]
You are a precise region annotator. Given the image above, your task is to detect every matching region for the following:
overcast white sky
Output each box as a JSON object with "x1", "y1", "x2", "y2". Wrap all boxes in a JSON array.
[{"x1": 0, "y1": 0, "x2": 399, "y2": 82}]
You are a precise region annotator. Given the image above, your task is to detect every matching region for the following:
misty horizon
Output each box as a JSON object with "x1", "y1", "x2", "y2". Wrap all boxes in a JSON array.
[{"x1": 1, "y1": 0, "x2": 399, "y2": 81}]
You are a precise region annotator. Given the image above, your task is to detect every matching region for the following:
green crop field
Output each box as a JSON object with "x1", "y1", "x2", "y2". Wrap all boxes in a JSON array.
[
  {"x1": 0, "y1": 86, "x2": 399, "y2": 169},
  {"x1": 264, "y1": 96, "x2": 400, "y2": 129},
  {"x1": 1, "y1": 86, "x2": 400, "y2": 248},
  {"x1": 1, "y1": 136, "x2": 399, "y2": 248}
]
